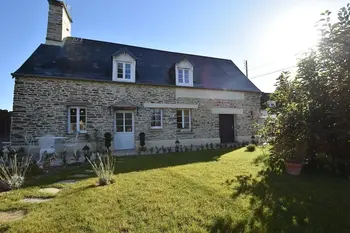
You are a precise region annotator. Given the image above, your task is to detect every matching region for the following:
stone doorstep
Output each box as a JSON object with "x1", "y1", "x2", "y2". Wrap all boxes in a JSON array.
[
  {"x1": 39, "y1": 188, "x2": 60, "y2": 194},
  {"x1": 0, "y1": 210, "x2": 26, "y2": 223},
  {"x1": 21, "y1": 197, "x2": 53, "y2": 203}
]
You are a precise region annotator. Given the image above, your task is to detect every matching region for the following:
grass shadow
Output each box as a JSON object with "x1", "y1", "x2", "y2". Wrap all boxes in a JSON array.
[
  {"x1": 228, "y1": 154, "x2": 350, "y2": 233},
  {"x1": 114, "y1": 149, "x2": 233, "y2": 174},
  {"x1": 23, "y1": 149, "x2": 234, "y2": 188}
]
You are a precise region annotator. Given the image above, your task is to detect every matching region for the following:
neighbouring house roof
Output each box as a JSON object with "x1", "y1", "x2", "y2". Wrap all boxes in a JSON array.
[{"x1": 13, "y1": 37, "x2": 261, "y2": 93}]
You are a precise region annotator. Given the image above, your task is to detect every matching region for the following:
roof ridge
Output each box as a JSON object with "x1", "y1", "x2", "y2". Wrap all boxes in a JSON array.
[{"x1": 66, "y1": 36, "x2": 233, "y2": 62}]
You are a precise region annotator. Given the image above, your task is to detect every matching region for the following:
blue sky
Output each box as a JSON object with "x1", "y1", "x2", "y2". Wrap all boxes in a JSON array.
[{"x1": 0, "y1": 0, "x2": 348, "y2": 110}]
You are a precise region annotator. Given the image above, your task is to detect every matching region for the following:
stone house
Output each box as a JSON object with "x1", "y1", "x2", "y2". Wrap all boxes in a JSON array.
[{"x1": 10, "y1": 0, "x2": 261, "y2": 151}]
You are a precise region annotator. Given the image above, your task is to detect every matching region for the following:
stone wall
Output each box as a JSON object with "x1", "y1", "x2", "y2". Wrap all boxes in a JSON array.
[{"x1": 11, "y1": 77, "x2": 261, "y2": 148}]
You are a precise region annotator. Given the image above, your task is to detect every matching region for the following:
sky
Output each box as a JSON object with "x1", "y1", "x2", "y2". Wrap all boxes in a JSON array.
[{"x1": 0, "y1": 0, "x2": 348, "y2": 110}]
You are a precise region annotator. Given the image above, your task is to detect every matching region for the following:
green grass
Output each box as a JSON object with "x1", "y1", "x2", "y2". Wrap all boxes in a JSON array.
[{"x1": 1, "y1": 148, "x2": 350, "y2": 233}]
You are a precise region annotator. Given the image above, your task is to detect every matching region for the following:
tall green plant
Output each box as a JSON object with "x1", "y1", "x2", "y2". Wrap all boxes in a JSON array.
[
  {"x1": 0, "y1": 153, "x2": 33, "y2": 190},
  {"x1": 86, "y1": 152, "x2": 115, "y2": 186}
]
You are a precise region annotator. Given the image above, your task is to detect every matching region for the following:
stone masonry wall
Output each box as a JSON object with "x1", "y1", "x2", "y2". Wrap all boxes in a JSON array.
[{"x1": 11, "y1": 77, "x2": 260, "y2": 146}]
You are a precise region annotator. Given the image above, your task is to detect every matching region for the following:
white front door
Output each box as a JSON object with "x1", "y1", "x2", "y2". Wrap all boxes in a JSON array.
[{"x1": 114, "y1": 111, "x2": 135, "y2": 150}]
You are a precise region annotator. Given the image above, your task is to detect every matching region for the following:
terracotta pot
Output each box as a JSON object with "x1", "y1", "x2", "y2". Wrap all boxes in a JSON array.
[{"x1": 285, "y1": 161, "x2": 303, "y2": 175}]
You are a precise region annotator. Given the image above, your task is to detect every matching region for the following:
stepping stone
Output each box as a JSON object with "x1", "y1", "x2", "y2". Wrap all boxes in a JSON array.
[
  {"x1": 0, "y1": 210, "x2": 26, "y2": 223},
  {"x1": 39, "y1": 188, "x2": 60, "y2": 195},
  {"x1": 71, "y1": 174, "x2": 90, "y2": 178},
  {"x1": 21, "y1": 197, "x2": 53, "y2": 203},
  {"x1": 54, "y1": 180, "x2": 77, "y2": 184}
]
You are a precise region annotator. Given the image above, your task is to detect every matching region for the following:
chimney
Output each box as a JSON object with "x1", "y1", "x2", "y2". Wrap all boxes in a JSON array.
[{"x1": 46, "y1": 0, "x2": 73, "y2": 46}]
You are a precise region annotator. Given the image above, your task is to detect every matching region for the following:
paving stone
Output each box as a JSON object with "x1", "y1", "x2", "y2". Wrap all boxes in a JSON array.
[
  {"x1": 39, "y1": 188, "x2": 60, "y2": 194},
  {"x1": 21, "y1": 198, "x2": 53, "y2": 203},
  {"x1": 0, "y1": 210, "x2": 26, "y2": 223}
]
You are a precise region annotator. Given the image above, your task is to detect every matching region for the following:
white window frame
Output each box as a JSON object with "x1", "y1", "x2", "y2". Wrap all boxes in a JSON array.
[
  {"x1": 175, "y1": 60, "x2": 194, "y2": 87},
  {"x1": 116, "y1": 62, "x2": 132, "y2": 80},
  {"x1": 151, "y1": 109, "x2": 163, "y2": 129},
  {"x1": 112, "y1": 54, "x2": 136, "y2": 83},
  {"x1": 68, "y1": 106, "x2": 87, "y2": 133},
  {"x1": 177, "y1": 109, "x2": 191, "y2": 129}
]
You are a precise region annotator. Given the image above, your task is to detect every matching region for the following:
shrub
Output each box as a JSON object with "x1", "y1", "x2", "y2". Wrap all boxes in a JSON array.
[
  {"x1": 246, "y1": 144, "x2": 256, "y2": 152},
  {"x1": 87, "y1": 152, "x2": 115, "y2": 186},
  {"x1": 104, "y1": 132, "x2": 112, "y2": 151},
  {"x1": 0, "y1": 152, "x2": 33, "y2": 190},
  {"x1": 58, "y1": 150, "x2": 68, "y2": 166}
]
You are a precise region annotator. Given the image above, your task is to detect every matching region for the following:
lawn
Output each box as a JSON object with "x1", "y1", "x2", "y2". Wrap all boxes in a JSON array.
[{"x1": 1, "y1": 148, "x2": 350, "y2": 233}]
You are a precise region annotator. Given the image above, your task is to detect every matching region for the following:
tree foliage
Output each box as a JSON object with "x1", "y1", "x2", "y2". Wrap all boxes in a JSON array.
[{"x1": 263, "y1": 4, "x2": 350, "y2": 171}]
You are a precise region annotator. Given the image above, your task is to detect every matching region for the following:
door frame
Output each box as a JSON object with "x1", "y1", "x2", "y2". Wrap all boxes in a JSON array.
[{"x1": 113, "y1": 110, "x2": 135, "y2": 150}]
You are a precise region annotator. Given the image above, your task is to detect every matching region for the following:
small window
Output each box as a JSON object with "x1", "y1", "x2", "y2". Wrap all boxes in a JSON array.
[
  {"x1": 151, "y1": 109, "x2": 163, "y2": 129},
  {"x1": 177, "y1": 109, "x2": 191, "y2": 129},
  {"x1": 115, "y1": 62, "x2": 132, "y2": 80},
  {"x1": 68, "y1": 107, "x2": 87, "y2": 133}
]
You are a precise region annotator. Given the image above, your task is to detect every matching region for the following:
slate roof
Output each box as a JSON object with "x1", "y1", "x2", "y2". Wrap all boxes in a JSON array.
[{"x1": 13, "y1": 37, "x2": 261, "y2": 93}]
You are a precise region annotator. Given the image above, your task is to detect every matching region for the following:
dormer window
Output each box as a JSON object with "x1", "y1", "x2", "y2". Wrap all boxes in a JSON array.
[
  {"x1": 175, "y1": 59, "x2": 193, "y2": 87},
  {"x1": 112, "y1": 48, "x2": 136, "y2": 83}
]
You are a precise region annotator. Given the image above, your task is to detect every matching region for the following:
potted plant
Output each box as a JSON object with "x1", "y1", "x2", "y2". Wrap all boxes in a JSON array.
[
  {"x1": 104, "y1": 132, "x2": 112, "y2": 152},
  {"x1": 282, "y1": 140, "x2": 307, "y2": 175}
]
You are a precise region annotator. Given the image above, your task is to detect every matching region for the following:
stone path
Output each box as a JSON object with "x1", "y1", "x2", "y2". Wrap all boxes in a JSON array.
[
  {"x1": 0, "y1": 210, "x2": 26, "y2": 223},
  {"x1": 39, "y1": 188, "x2": 60, "y2": 195},
  {"x1": 21, "y1": 198, "x2": 53, "y2": 203}
]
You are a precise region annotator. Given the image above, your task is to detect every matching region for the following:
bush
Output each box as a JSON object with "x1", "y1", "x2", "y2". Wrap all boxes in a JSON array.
[
  {"x1": 246, "y1": 144, "x2": 256, "y2": 152},
  {"x1": 87, "y1": 152, "x2": 115, "y2": 186},
  {"x1": 0, "y1": 153, "x2": 33, "y2": 190}
]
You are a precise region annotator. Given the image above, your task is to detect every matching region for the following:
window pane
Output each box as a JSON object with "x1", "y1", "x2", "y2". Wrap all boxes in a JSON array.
[
  {"x1": 79, "y1": 120, "x2": 86, "y2": 131},
  {"x1": 70, "y1": 108, "x2": 77, "y2": 116},
  {"x1": 177, "y1": 110, "x2": 183, "y2": 129},
  {"x1": 70, "y1": 123, "x2": 77, "y2": 133},
  {"x1": 125, "y1": 63, "x2": 131, "y2": 70},
  {"x1": 125, "y1": 74, "x2": 131, "y2": 79},
  {"x1": 184, "y1": 122, "x2": 190, "y2": 129},
  {"x1": 116, "y1": 119, "x2": 123, "y2": 126},
  {"x1": 125, "y1": 125, "x2": 133, "y2": 132},
  {"x1": 184, "y1": 110, "x2": 189, "y2": 117},
  {"x1": 116, "y1": 113, "x2": 123, "y2": 119},
  {"x1": 184, "y1": 69, "x2": 189, "y2": 83},
  {"x1": 70, "y1": 116, "x2": 77, "y2": 124},
  {"x1": 125, "y1": 113, "x2": 132, "y2": 119},
  {"x1": 178, "y1": 69, "x2": 183, "y2": 83},
  {"x1": 117, "y1": 63, "x2": 123, "y2": 78},
  {"x1": 116, "y1": 126, "x2": 124, "y2": 132},
  {"x1": 79, "y1": 111, "x2": 87, "y2": 131},
  {"x1": 125, "y1": 119, "x2": 132, "y2": 126},
  {"x1": 80, "y1": 108, "x2": 86, "y2": 116}
]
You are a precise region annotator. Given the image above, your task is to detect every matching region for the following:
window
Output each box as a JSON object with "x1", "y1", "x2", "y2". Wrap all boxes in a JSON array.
[
  {"x1": 177, "y1": 68, "x2": 190, "y2": 84},
  {"x1": 116, "y1": 112, "x2": 133, "y2": 132},
  {"x1": 151, "y1": 109, "x2": 162, "y2": 128},
  {"x1": 116, "y1": 62, "x2": 132, "y2": 80},
  {"x1": 68, "y1": 107, "x2": 87, "y2": 133},
  {"x1": 177, "y1": 109, "x2": 191, "y2": 129}
]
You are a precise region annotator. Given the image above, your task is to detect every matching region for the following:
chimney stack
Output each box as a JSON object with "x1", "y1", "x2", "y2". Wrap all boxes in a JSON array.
[{"x1": 46, "y1": 0, "x2": 73, "y2": 46}]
